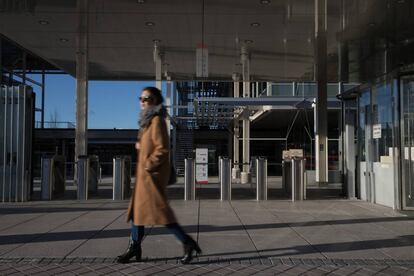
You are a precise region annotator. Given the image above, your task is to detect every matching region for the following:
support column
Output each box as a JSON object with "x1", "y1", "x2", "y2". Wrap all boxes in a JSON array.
[
  {"x1": 153, "y1": 40, "x2": 162, "y2": 90},
  {"x1": 232, "y1": 73, "x2": 240, "y2": 180},
  {"x1": 241, "y1": 46, "x2": 251, "y2": 184},
  {"x1": 75, "y1": 0, "x2": 89, "y2": 165},
  {"x1": 315, "y1": 0, "x2": 328, "y2": 184}
]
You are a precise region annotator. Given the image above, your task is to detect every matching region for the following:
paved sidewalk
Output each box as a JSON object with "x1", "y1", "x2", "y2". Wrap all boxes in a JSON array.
[{"x1": 1, "y1": 199, "x2": 414, "y2": 275}]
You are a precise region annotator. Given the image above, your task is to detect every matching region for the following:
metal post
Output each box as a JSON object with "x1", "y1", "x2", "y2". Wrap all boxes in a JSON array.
[
  {"x1": 220, "y1": 157, "x2": 232, "y2": 200},
  {"x1": 184, "y1": 158, "x2": 195, "y2": 200},
  {"x1": 77, "y1": 155, "x2": 88, "y2": 200},
  {"x1": 256, "y1": 157, "x2": 267, "y2": 200},
  {"x1": 41, "y1": 68, "x2": 45, "y2": 129},
  {"x1": 75, "y1": 0, "x2": 89, "y2": 186},
  {"x1": 315, "y1": 0, "x2": 328, "y2": 185},
  {"x1": 154, "y1": 40, "x2": 162, "y2": 90}
]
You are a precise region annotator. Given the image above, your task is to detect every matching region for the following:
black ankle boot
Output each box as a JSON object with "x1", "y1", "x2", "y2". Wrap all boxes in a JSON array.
[
  {"x1": 180, "y1": 239, "x2": 202, "y2": 264},
  {"x1": 117, "y1": 240, "x2": 142, "y2": 263}
]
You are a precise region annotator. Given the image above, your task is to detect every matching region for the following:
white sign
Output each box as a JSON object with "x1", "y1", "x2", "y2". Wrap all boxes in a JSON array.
[
  {"x1": 373, "y1": 124, "x2": 381, "y2": 139},
  {"x1": 196, "y1": 148, "x2": 208, "y2": 184},
  {"x1": 196, "y1": 44, "x2": 208, "y2": 78}
]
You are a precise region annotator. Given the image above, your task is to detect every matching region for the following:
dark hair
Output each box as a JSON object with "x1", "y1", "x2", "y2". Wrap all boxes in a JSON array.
[{"x1": 142, "y1": 86, "x2": 164, "y2": 105}]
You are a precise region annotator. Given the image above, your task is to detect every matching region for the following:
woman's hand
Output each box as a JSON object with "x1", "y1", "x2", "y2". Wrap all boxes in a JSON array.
[{"x1": 135, "y1": 142, "x2": 140, "y2": 150}]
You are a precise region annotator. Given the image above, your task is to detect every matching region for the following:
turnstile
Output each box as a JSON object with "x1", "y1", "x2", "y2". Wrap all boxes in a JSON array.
[
  {"x1": 113, "y1": 156, "x2": 131, "y2": 200},
  {"x1": 77, "y1": 155, "x2": 99, "y2": 200},
  {"x1": 41, "y1": 155, "x2": 65, "y2": 200}
]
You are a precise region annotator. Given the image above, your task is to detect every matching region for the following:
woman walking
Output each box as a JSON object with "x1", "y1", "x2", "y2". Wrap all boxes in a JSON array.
[{"x1": 117, "y1": 87, "x2": 201, "y2": 264}]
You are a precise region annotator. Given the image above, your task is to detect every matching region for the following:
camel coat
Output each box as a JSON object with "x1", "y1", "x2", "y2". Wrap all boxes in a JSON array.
[{"x1": 126, "y1": 115, "x2": 177, "y2": 225}]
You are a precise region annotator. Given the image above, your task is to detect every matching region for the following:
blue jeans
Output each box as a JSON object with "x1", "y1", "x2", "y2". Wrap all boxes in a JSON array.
[{"x1": 131, "y1": 223, "x2": 189, "y2": 244}]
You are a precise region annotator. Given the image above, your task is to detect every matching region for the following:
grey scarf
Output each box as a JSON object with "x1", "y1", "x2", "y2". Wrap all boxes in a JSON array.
[{"x1": 138, "y1": 104, "x2": 167, "y2": 129}]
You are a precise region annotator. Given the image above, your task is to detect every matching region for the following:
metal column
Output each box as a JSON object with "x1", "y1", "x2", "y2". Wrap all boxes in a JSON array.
[
  {"x1": 241, "y1": 45, "x2": 250, "y2": 184},
  {"x1": 232, "y1": 73, "x2": 240, "y2": 180},
  {"x1": 220, "y1": 157, "x2": 232, "y2": 200},
  {"x1": 314, "y1": 0, "x2": 328, "y2": 184},
  {"x1": 256, "y1": 157, "x2": 267, "y2": 200},
  {"x1": 184, "y1": 158, "x2": 195, "y2": 200},
  {"x1": 75, "y1": 0, "x2": 89, "y2": 182}
]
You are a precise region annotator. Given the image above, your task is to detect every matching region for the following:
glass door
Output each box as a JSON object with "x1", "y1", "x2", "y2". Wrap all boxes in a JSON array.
[{"x1": 401, "y1": 76, "x2": 414, "y2": 209}]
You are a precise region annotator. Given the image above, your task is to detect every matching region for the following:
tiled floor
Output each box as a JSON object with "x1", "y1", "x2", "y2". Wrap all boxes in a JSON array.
[{"x1": 1, "y1": 199, "x2": 414, "y2": 275}]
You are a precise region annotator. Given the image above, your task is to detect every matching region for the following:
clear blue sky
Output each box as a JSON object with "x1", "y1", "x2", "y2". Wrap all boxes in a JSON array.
[{"x1": 30, "y1": 74, "x2": 164, "y2": 129}]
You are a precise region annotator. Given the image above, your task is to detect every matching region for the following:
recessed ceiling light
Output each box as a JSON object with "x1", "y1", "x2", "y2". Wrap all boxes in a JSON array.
[
  {"x1": 38, "y1": 20, "x2": 49, "y2": 25},
  {"x1": 250, "y1": 22, "x2": 260, "y2": 27},
  {"x1": 137, "y1": 0, "x2": 146, "y2": 3},
  {"x1": 145, "y1": 21, "x2": 155, "y2": 26},
  {"x1": 244, "y1": 39, "x2": 254, "y2": 44},
  {"x1": 59, "y1": 38, "x2": 69, "y2": 42},
  {"x1": 260, "y1": 0, "x2": 271, "y2": 4}
]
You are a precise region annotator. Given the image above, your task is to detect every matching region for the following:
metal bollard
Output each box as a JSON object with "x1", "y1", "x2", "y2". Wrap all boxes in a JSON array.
[
  {"x1": 220, "y1": 157, "x2": 232, "y2": 200},
  {"x1": 113, "y1": 156, "x2": 131, "y2": 200},
  {"x1": 291, "y1": 157, "x2": 306, "y2": 201},
  {"x1": 184, "y1": 158, "x2": 195, "y2": 200},
  {"x1": 256, "y1": 157, "x2": 268, "y2": 200},
  {"x1": 77, "y1": 155, "x2": 89, "y2": 200}
]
